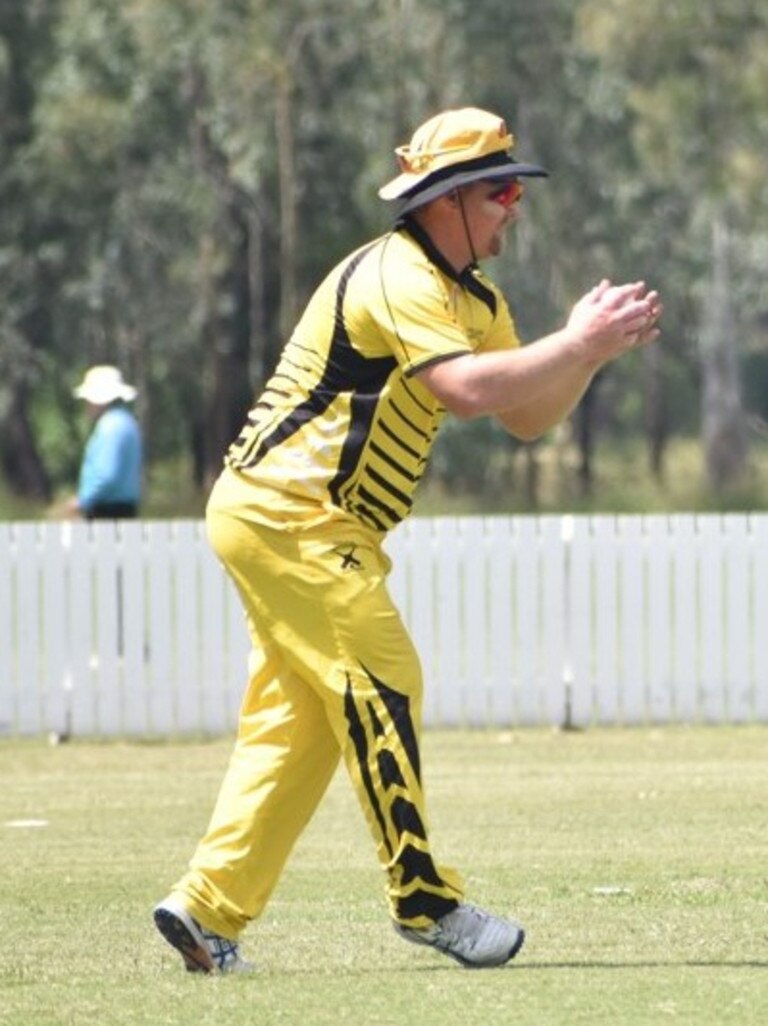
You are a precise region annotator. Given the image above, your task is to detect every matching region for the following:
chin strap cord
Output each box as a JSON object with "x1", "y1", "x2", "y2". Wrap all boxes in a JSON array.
[{"x1": 455, "y1": 189, "x2": 478, "y2": 269}]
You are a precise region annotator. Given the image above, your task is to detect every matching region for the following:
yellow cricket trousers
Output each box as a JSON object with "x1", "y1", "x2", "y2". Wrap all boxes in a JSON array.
[{"x1": 171, "y1": 494, "x2": 463, "y2": 940}]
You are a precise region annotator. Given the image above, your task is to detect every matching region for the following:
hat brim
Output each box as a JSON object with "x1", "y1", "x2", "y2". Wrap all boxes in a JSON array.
[
  {"x1": 73, "y1": 385, "x2": 137, "y2": 404},
  {"x1": 391, "y1": 162, "x2": 548, "y2": 216}
]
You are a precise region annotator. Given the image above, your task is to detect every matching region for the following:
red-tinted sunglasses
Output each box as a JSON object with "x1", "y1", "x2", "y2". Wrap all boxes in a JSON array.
[{"x1": 488, "y1": 180, "x2": 525, "y2": 207}]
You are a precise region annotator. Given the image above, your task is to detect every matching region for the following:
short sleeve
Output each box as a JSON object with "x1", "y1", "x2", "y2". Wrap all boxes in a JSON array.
[{"x1": 367, "y1": 258, "x2": 474, "y2": 375}]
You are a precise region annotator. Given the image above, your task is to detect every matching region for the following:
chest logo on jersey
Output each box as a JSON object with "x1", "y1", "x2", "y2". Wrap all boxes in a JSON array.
[{"x1": 332, "y1": 544, "x2": 363, "y2": 572}]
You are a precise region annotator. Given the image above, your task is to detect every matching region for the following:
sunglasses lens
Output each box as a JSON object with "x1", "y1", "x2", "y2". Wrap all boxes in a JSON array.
[{"x1": 490, "y1": 181, "x2": 524, "y2": 207}]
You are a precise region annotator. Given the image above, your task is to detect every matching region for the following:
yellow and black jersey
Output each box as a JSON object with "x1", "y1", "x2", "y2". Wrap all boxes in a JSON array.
[{"x1": 222, "y1": 219, "x2": 521, "y2": 533}]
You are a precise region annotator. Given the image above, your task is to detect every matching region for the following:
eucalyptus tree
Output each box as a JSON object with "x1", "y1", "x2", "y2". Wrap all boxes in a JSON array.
[
  {"x1": 0, "y1": 0, "x2": 62, "y2": 499},
  {"x1": 577, "y1": 0, "x2": 768, "y2": 495}
]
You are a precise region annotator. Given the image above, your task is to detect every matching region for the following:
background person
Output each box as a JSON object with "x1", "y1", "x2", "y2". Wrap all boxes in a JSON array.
[
  {"x1": 65, "y1": 365, "x2": 143, "y2": 520},
  {"x1": 153, "y1": 107, "x2": 661, "y2": 974}
]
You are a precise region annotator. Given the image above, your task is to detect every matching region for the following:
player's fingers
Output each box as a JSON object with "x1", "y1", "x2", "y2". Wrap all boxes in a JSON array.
[
  {"x1": 621, "y1": 303, "x2": 656, "y2": 334},
  {"x1": 588, "y1": 279, "x2": 612, "y2": 302},
  {"x1": 601, "y1": 281, "x2": 647, "y2": 309}
]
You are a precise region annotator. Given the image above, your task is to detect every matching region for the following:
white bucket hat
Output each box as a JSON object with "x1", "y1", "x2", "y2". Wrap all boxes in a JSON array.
[{"x1": 73, "y1": 365, "x2": 137, "y2": 404}]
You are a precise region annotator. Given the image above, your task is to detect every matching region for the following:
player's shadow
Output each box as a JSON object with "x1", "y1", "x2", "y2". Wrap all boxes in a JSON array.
[{"x1": 512, "y1": 960, "x2": 768, "y2": 970}]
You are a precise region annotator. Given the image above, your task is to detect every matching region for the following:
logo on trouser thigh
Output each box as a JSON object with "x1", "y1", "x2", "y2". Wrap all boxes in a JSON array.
[{"x1": 331, "y1": 544, "x2": 363, "y2": 571}]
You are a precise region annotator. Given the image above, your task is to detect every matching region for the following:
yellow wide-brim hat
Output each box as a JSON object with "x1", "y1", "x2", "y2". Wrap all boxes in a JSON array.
[{"x1": 379, "y1": 107, "x2": 548, "y2": 214}]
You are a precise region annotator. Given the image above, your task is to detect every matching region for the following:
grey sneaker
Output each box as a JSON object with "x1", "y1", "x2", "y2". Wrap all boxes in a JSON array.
[
  {"x1": 153, "y1": 896, "x2": 254, "y2": 974},
  {"x1": 394, "y1": 902, "x2": 525, "y2": 968}
]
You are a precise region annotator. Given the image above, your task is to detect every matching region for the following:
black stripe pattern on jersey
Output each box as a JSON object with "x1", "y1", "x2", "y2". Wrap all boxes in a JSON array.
[
  {"x1": 343, "y1": 664, "x2": 460, "y2": 925},
  {"x1": 333, "y1": 378, "x2": 438, "y2": 530},
  {"x1": 231, "y1": 244, "x2": 396, "y2": 471}
]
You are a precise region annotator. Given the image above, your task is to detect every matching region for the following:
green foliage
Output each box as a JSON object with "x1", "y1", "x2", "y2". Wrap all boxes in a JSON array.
[
  {"x1": 416, "y1": 436, "x2": 768, "y2": 516},
  {"x1": 1, "y1": 0, "x2": 767, "y2": 511}
]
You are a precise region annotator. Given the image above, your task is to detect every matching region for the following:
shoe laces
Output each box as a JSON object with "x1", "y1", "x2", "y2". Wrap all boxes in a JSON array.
[
  {"x1": 199, "y1": 923, "x2": 243, "y2": 971},
  {"x1": 434, "y1": 903, "x2": 488, "y2": 951}
]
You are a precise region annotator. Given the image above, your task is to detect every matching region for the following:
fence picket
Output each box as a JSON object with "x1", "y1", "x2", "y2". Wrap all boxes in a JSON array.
[
  {"x1": 513, "y1": 518, "x2": 539, "y2": 726},
  {"x1": 94, "y1": 523, "x2": 121, "y2": 734},
  {"x1": 566, "y1": 515, "x2": 592, "y2": 727},
  {"x1": 0, "y1": 524, "x2": 15, "y2": 733},
  {"x1": 618, "y1": 517, "x2": 645, "y2": 723},
  {"x1": 171, "y1": 521, "x2": 201, "y2": 733},
  {"x1": 146, "y1": 522, "x2": 175, "y2": 733},
  {"x1": 486, "y1": 518, "x2": 515, "y2": 726},
  {"x1": 593, "y1": 516, "x2": 620, "y2": 726},
  {"x1": 753, "y1": 517, "x2": 768, "y2": 720},
  {"x1": 119, "y1": 521, "x2": 149, "y2": 734},
  {"x1": 647, "y1": 517, "x2": 672, "y2": 723},
  {"x1": 723, "y1": 515, "x2": 751, "y2": 720},
  {"x1": 698, "y1": 517, "x2": 725, "y2": 723},
  {"x1": 68, "y1": 524, "x2": 97, "y2": 734},
  {"x1": 670, "y1": 515, "x2": 697, "y2": 721},
  {"x1": 540, "y1": 518, "x2": 566, "y2": 726},
  {"x1": 41, "y1": 525, "x2": 69, "y2": 735},
  {"x1": 15, "y1": 524, "x2": 42, "y2": 733}
]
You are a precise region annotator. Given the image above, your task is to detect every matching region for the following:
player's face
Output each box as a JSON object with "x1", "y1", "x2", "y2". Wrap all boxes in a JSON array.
[{"x1": 460, "y1": 179, "x2": 524, "y2": 259}]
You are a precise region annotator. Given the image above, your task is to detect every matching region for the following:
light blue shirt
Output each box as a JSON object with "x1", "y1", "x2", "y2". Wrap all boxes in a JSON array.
[{"x1": 77, "y1": 404, "x2": 142, "y2": 512}]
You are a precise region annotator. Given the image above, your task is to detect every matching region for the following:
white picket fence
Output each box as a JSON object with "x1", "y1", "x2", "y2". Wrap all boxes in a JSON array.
[{"x1": 1, "y1": 515, "x2": 767, "y2": 739}]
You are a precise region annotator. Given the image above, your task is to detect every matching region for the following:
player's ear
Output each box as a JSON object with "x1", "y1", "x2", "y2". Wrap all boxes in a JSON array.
[{"x1": 436, "y1": 190, "x2": 461, "y2": 212}]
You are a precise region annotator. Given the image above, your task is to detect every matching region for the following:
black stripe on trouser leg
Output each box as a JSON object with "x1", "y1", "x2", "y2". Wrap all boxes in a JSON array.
[
  {"x1": 366, "y1": 700, "x2": 386, "y2": 738},
  {"x1": 377, "y1": 748, "x2": 405, "y2": 789},
  {"x1": 344, "y1": 670, "x2": 459, "y2": 925},
  {"x1": 361, "y1": 663, "x2": 421, "y2": 783},
  {"x1": 396, "y1": 889, "x2": 458, "y2": 923},
  {"x1": 391, "y1": 795, "x2": 426, "y2": 840},
  {"x1": 344, "y1": 674, "x2": 394, "y2": 859}
]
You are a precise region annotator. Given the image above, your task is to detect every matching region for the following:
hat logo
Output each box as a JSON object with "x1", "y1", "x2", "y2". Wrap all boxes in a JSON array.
[{"x1": 397, "y1": 150, "x2": 431, "y2": 173}]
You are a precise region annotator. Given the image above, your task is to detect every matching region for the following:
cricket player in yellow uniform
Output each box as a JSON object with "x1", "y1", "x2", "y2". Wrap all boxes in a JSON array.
[{"x1": 154, "y1": 107, "x2": 661, "y2": 972}]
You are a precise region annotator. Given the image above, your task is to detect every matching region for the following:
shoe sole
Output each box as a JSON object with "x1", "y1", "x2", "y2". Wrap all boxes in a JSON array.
[
  {"x1": 153, "y1": 905, "x2": 215, "y2": 973},
  {"x1": 456, "y1": 927, "x2": 525, "y2": 969}
]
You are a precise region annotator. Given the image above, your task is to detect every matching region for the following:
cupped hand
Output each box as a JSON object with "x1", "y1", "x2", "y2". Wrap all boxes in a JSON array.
[{"x1": 566, "y1": 279, "x2": 661, "y2": 362}]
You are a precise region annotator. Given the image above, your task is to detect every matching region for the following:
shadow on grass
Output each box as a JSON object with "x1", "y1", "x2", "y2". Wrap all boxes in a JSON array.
[
  {"x1": 514, "y1": 961, "x2": 768, "y2": 970},
  {"x1": 260, "y1": 960, "x2": 768, "y2": 976}
]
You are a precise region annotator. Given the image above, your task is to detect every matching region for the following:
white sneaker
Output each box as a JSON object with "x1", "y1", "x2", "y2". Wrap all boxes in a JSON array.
[
  {"x1": 153, "y1": 896, "x2": 254, "y2": 974},
  {"x1": 394, "y1": 902, "x2": 525, "y2": 968}
]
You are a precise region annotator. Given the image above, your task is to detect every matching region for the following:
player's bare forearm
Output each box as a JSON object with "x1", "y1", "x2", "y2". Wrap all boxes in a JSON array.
[
  {"x1": 494, "y1": 361, "x2": 597, "y2": 440},
  {"x1": 417, "y1": 327, "x2": 594, "y2": 421},
  {"x1": 417, "y1": 280, "x2": 659, "y2": 423}
]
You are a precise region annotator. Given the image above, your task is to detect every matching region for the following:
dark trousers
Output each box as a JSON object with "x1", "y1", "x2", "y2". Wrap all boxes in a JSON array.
[{"x1": 87, "y1": 502, "x2": 139, "y2": 520}]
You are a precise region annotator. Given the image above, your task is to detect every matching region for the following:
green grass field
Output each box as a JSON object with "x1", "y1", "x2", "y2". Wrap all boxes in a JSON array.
[{"x1": 1, "y1": 727, "x2": 766, "y2": 1026}]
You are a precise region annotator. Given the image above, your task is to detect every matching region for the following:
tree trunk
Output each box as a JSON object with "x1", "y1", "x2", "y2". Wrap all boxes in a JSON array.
[
  {"x1": 199, "y1": 202, "x2": 254, "y2": 490},
  {"x1": 573, "y1": 376, "x2": 599, "y2": 498},
  {"x1": 699, "y1": 217, "x2": 748, "y2": 494},
  {"x1": 644, "y1": 340, "x2": 667, "y2": 482},
  {"x1": 184, "y1": 64, "x2": 256, "y2": 489},
  {"x1": 0, "y1": 383, "x2": 51, "y2": 501},
  {"x1": 275, "y1": 69, "x2": 299, "y2": 342},
  {"x1": 522, "y1": 444, "x2": 540, "y2": 509}
]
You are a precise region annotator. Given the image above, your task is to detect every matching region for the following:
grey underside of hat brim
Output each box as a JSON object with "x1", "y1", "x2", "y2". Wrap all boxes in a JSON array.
[{"x1": 391, "y1": 163, "x2": 549, "y2": 216}]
